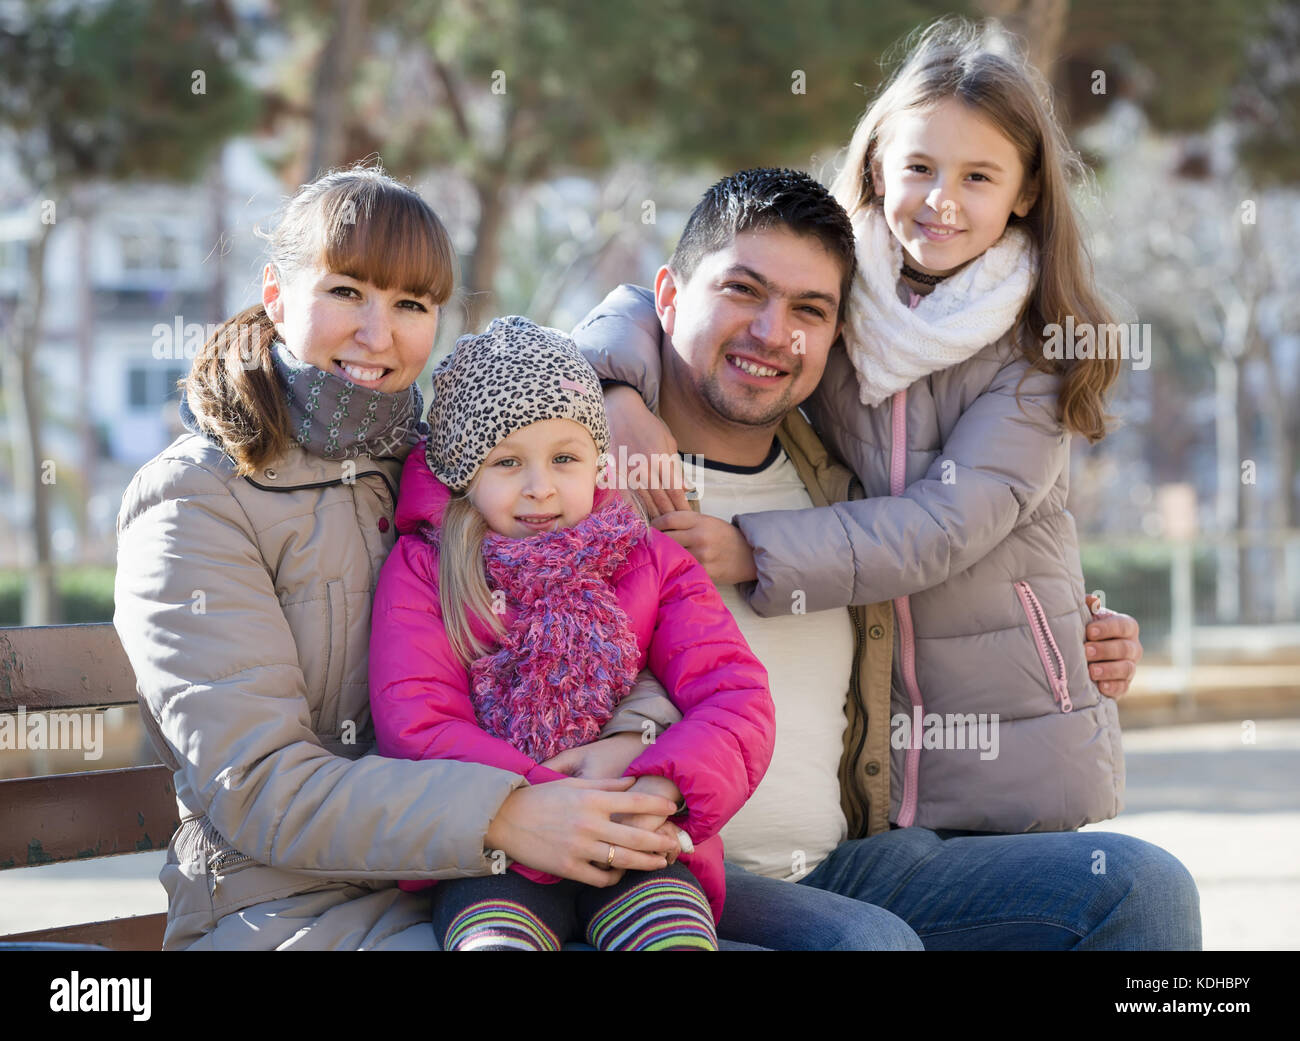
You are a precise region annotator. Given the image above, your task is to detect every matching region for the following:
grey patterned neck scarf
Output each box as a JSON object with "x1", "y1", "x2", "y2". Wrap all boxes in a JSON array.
[{"x1": 270, "y1": 342, "x2": 427, "y2": 460}]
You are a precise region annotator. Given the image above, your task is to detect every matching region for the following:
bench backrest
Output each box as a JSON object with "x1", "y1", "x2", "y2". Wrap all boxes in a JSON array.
[{"x1": 0, "y1": 623, "x2": 174, "y2": 950}]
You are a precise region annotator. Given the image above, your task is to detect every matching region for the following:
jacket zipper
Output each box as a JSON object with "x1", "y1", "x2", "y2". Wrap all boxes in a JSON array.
[
  {"x1": 209, "y1": 847, "x2": 255, "y2": 872},
  {"x1": 321, "y1": 579, "x2": 348, "y2": 731},
  {"x1": 889, "y1": 386, "x2": 925, "y2": 829},
  {"x1": 1013, "y1": 580, "x2": 1074, "y2": 712},
  {"x1": 892, "y1": 291, "x2": 927, "y2": 828}
]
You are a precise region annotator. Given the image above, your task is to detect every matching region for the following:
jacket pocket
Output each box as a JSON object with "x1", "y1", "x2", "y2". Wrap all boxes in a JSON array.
[
  {"x1": 174, "y1": 814, "x2": 257, "y2": 899},
  {"x1": 1013, "y1": 580, "x2": 1073, "y2": 713},
  {"x1": 320, "y1": 579, "x2": 348, "y2": 732}
]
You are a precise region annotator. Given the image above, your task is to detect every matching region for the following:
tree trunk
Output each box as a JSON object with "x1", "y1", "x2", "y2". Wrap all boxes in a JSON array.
[
  {"x1": 462, "y1": 166, "x2": 509, "y2": 338},
  {"x1": 1256, "y1": 346, "x2": 1295, "y2": 621},
  {"x1": 1214, "y1": 356, "x2": 1240, "y2": 623},
  {"x1": 75, "y1": 191, "x2": 95, "y2": 556},
  {"x1": 976, "y1": 0, "x2": 1070, "y2": 78},
  {"x1": 3, "y1": 218, "x2": 58, "y2": 624},
  {"x1": 307, "y1": 0, "x2": 368, "y2": 178},
  {"x1": 209, "y1": 151, "x2": 228, "y2": 325}
]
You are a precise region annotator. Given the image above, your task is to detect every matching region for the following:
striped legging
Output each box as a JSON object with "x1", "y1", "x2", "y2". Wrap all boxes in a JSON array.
[{"x1": 430, "y1": 862, "x2": 717, "y2": 951}]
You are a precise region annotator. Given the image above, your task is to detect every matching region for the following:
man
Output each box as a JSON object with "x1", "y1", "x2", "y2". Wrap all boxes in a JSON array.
[{"x1": 572, "y1": 168, "x2": 1200, "y2": 949}]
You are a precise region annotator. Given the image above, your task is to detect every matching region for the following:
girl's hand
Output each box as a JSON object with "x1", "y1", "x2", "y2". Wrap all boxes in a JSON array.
[
  {"x1": 654, "y1": 822, "x2": 691, "y2": 866},
  {"x1": 611, "y1": 774, "x2": 686, "y2": 859},
  {"x1": 604, "y1": 384, "x2": 693, "y2": 518},
  {"x1": 652, "y1": 511, "x2": 758, "y2": 586},
  {"x1": 1084, "y1": 595, "x2": 1143, "y2": 699},
  {"x1": 484, "y1": 776, "x2": 680, "y2": 887},
  {"x1": 539, "y1": 732, "x2": 646, "y2": 778}
]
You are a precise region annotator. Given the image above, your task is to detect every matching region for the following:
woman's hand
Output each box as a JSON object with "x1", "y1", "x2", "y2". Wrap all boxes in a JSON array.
[
  {"x1": 484, "y1": 776, "x2": 680, "y2": 887},
  {"x1": 1084, "y1": 595, "x2": 1144, "y2": 699},
  {"x1": 537, "y1": 743, "x2": 690, "y2": 865},
  {"x1": 539, "y1": 732, "x2": 646, "y2": 779},
  {"x1": 604, "y1": 384, "x2": 693, "y2": 518}
]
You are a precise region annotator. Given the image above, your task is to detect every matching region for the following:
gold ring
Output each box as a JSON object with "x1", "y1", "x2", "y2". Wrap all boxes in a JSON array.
[{"x1": 606, "y1": 844, "x2": 617, "y2": 868}]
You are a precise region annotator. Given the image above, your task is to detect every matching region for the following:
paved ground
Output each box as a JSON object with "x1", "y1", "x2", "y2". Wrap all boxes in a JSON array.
[
  {"x1": 1079, "y1": 717, "x2": 1300, "y2": 951},
  {"x1": 3, "y1": 717, "x2": 1297, "y2": 949}
]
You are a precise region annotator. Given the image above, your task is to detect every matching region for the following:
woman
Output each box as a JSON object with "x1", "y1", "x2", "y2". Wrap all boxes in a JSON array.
[{"x1": 112, "y1": 166, "x2": 688, "y2": 950}]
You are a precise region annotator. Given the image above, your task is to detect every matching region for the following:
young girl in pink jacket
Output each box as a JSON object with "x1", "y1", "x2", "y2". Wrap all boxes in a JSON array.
[{"x1": 368, "y1": 315, "x2": 775, "y2": 950}]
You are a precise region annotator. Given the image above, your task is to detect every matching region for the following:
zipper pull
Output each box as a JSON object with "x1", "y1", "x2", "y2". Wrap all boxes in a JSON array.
[{"x1": 1055, "y1": 676, "x2": 1073, "y2": 713}]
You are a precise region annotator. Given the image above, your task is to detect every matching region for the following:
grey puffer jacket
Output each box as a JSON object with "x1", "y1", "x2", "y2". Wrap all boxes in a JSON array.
[
  {"x1": 114, "y1": 407, "x2": 682, "y2": 949},
  {"x1": 578, "y1": 284, "x2": 1123, "y2": 833}
]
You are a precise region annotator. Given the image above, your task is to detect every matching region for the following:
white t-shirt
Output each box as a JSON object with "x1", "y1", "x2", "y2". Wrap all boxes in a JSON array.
[{"x1": 682, "y1": 442, "x2": 856, "y2": 880}]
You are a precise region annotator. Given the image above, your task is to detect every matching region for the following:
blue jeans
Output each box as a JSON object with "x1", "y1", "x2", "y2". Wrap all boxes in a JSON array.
[{"x1": 719, "y1": 828, "x2": 1202, "y2": 950}]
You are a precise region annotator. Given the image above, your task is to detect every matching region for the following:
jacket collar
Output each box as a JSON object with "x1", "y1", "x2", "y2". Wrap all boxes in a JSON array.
[
  {"x1": 774, "y1": 407, "x2": 858, "y2": 507},
  {"x1": 179, "y1": 387, "x2": 404, "y2": 498},
  {"x1": 243, "y1": 445, "x2": 405, "y2": 499}
]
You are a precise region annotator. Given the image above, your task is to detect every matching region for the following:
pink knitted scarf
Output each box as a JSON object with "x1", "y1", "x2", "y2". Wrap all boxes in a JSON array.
[{"x1": 465, "y1": 495, "x2": 646, "y2": 763}]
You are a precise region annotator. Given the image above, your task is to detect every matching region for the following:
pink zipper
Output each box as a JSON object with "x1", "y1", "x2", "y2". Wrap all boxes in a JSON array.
[
  {"x1": 891, "y1": 386, "x2": 925, "y2": 828},
  {"x1": 893, "y1": 288, "x2": 926, "y2": 829},
  {"x1": 1013, "y1": 580, "x2": 1074, "y2": 712}
]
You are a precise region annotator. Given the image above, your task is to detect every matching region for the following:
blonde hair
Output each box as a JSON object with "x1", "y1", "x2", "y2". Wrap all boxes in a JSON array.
[
  {"x1": 831, "y1": 17, "x2": 1118, "y2": 442},
  {"x1": 438, "y1": 472, "x2": 651, "y2": 667},
  {"x1": 185, "y1": 162, "x2": 457, "y2": 474}
]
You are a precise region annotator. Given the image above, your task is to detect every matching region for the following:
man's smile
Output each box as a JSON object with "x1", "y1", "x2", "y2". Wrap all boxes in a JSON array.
[{"x1": 725, "y1": 351, "x2": 789, "y2": 381}]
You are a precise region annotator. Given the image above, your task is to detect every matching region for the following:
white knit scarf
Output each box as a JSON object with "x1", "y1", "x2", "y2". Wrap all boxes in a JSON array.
[{"x1": 842, "y1": 206, "x2": 1038, "y2": 406}]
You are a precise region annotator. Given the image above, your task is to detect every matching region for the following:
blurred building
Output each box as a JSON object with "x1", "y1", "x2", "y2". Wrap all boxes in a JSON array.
[{"x1": 0, "y1": 140, "x2": 282, "y2": 565}]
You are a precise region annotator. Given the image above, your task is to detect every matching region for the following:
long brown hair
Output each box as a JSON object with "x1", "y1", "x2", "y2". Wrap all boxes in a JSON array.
[
  {"x1": 185, "y1": 163, "x2": 457, "y2": 474},
  {"x1": 831, "y1": 17, "x2": 1119, "y2": 442}
]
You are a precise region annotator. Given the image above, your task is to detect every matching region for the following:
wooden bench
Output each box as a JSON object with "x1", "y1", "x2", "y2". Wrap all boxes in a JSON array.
[{"x1": 0, "y1": 623, "x2": 177, "y2": 950}]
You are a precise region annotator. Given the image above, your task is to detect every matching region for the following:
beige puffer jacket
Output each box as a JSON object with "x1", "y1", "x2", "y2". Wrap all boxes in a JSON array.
[{"x1": 114, "y1": 423, "x2": 681, "y2": 950}]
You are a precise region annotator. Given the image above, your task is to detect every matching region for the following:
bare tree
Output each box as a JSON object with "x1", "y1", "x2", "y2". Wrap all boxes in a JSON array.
[{"x1": 1089, "y1": 110, "x2": 1299, "y2": 622}]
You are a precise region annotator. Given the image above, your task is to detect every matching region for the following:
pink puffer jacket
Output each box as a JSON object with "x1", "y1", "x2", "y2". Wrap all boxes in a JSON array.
[{"x1": 368, "y1": 443, "x2": 775, "y2": 923}]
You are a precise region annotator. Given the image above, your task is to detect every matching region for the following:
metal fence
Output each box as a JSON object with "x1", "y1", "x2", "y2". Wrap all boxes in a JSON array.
[{"x1": 1080, "y1": 529, "x2": 1300, "y2": 706}]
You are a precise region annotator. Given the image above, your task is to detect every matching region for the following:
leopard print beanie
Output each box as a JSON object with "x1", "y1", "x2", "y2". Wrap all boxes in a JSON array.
[{"x1": 425, "y1": 315, "x2": 612, "y2": 492}]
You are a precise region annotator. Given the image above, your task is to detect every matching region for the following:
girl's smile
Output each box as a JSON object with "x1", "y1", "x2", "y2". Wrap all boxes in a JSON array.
[
  {"x1": 914, "y1": 219, "x2": 965, "y2": 242},
  {"x1": 516, "y1": 513, "x2": 563, "y2": 532}
]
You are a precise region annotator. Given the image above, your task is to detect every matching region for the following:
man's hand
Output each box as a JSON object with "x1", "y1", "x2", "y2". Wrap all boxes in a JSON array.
[
  {"x1": 603, "y1": 385, "x2": 693, "y2": 517},
  {"x1": 651, "y1": 510, "x2": 757, "y2": 586},
  {"x1": 539, "y1": 732, "x2": 645, "y2": 779},
  {"x1": 1084, "y1": 595, "x2": 1143, "y2": 699}
]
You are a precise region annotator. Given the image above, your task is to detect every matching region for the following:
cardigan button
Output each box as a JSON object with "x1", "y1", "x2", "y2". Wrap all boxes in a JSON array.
[
  {"x1": 865, "y1": 761, "x2": 880, "y2": 776},
  {"x1": 264, "y1": 467, "x2": 278, "y2": 480},
  {"x1": 868, "y1": 624, "x2": 885, "y2": 640},
  {"x1": 377, "y1": 517, "x2": 390, "y2": 533}
]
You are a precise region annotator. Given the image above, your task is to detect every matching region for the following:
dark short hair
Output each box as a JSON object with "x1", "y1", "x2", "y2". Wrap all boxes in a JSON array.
[{"x1": 669, "y1": 168, "x2": 856, "y2": 321}]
